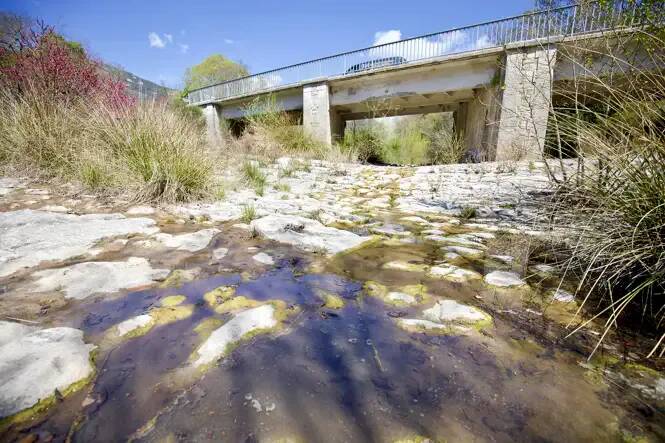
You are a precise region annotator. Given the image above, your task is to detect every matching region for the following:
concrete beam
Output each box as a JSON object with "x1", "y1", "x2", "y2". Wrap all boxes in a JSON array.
[{"x1": 495, "y1": 46, "x2": 557, "y2": 160}]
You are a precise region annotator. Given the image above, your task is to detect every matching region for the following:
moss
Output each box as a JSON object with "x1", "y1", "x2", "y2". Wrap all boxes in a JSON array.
[
  {"x1": 160, "y1": 295, "x2": 186, "y2": 307},
  {"x1": 321, "y1": 292, "x2": 345, "y2": 309},
  {"x1": 363, "y1": 280, "x2": 388, "y2": 298},
  {"x1": 193, "y1": 317, "x2": 224, "y2": 340},
  {"x1": 159, "y1": 269, "x2": 195, "y2": 288},
  {"x1": 150, "y1": 305, "x2": 194, "y2": 324},
  {"x1": 400, "y1": 284, "x2": 431, "y2": 304},
  {"x1": 203, "y1": 285, "x2": 236, "y2": 308},
  {"x1": 214, "y1": 296, "x2": 262, "y2": 314},
  {"x1": 623, "y1": 362, "x2": 663, "y2": 379}
]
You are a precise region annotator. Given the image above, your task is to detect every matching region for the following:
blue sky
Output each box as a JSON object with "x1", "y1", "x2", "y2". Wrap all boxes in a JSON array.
[{"x1": 3, "y1": 0, "x2": 534, "y2": 88}]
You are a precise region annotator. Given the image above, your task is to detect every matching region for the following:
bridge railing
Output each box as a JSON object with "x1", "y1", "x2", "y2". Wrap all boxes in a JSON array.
[{"x1": 187, "y1": 1, "x2": 642, "y2": 105}]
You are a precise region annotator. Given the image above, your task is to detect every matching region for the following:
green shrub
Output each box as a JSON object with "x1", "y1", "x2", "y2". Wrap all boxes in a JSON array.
[
  {"x1": 341, "y1": 127, "x2": 383, "y2": 163},
  {"x1": 242, "y1": 161, "x2": 266, "y2": 194},
  {"x1": 240, "y1": 204, "x2": 257, "y2": 223},
  {"x1": 380, "y1": 129, "x2": 430, "y2": 165},
  {"x1": 459, "y1": 206, "x2": 477, "y2": 219}
]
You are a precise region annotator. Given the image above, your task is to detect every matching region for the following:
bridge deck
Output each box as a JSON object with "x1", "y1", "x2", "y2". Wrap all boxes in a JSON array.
[{"x1": 187, "y1": 2, "x2": 642, "y2": 106}]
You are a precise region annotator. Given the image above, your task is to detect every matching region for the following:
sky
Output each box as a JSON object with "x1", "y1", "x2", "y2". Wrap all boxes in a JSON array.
[{"x1": 3, "y1": 0, "x2": 534, "y2": 88}]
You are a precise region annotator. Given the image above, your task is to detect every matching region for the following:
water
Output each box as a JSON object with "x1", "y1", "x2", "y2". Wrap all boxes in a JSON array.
[{"x1": 3, "y1": 221, "x2": 664, "y2": 442}]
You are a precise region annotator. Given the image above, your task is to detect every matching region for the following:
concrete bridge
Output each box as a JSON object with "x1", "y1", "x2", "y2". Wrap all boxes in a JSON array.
[{"x1": 187, "y1": 2, "x2": 645, "y2": 160}]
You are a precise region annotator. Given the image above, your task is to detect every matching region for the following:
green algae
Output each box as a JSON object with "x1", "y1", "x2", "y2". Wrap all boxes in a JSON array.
[
  {"x1": 160, "y1": 295, "x2": 186, "y2": 307},
  {"x1": 0, "y1": 351, "x2": 97, "y2": 431},
  {"x1": 160, "y1": 269, "x2": 197, "y2": 288},
  {"x1": 214, "y1": 296, "x2": 262, "y2": 314},
  {"x1": 203, "y1": 285, "x2": 236, "y2": 308},
  {"x1": 321, "y1": 292, "x2": 345, "y2": 309}
]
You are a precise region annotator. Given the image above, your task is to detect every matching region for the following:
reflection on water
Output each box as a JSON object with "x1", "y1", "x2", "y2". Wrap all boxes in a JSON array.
[{"x1": 12, "y1": 249, "x2": 662, "y2": 443}]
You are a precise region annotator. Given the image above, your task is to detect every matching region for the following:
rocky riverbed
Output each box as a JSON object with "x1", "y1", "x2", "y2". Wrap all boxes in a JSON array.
[{"x1": 0, "y1": 160, "x2": 663, "y2": 442}]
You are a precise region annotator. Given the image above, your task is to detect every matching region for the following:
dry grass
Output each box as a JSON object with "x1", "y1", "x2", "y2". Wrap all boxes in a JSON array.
[
  {"x1": 544, "y1": 29, "x2": 665, "y2": 357},
  {"x1": 0, "y1": 89, "x2": 212, "y2": 202}
]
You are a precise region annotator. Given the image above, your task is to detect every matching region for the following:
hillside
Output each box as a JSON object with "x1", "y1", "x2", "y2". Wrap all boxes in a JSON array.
[{"x1": 103, "y1": 64, "x2": 173, "y2": 100}]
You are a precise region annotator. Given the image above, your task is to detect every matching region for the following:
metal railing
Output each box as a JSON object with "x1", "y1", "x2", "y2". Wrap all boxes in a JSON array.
[{"x1": 187, "y1": 1, "x2": 642, "y2": 105}]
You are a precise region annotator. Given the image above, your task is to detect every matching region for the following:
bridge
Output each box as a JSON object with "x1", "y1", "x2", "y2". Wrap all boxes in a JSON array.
[{"x1": 187, "y1": 2, "x2": 646, "y2": 160}]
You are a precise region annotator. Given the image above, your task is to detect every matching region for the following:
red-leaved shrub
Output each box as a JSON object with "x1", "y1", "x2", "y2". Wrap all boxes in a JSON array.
[{"x1": 0, "y1": 22, "x2": 133, "y2": 109}]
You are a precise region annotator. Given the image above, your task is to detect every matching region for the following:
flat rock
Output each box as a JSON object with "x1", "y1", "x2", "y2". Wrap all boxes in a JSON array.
[
  {"x1": 0, "y1": 210, "x2": 158, "y2": 278},
  {"x1": 193, "y1": 305, "x2": 278, "y2": 368},
  {"x1": 116, "y1": 314, "x2": 153, "y2": 336},
  {"x1": 30, "y1": 257, "x2": 169, "y2": 299},
  {"x1": 252, "y1": 252, "x2": 274, "y2": 265},
  {"x1": 552, "y1": 288, "x2": 575, "y2": 302},
  {"x1": 386, "y1": 292, "x2": 417, "y2": 304},
  {"x1": 484, "y1": 271, "x2": 526, "y2": 287},
  {"x1": 423, "y1": 300, "x2": 491, "y2": 325},
  {"x1": 153, "y1": 228, "x2": 220, "y2": 252},
  {"x1": 250, "y1": 214, "x2": 370, "y2": 254},
  {"x1": 0, "y1": 321, "x2": 95, "y2": 419},
  {"x1": 126, "y1": 205, "x2": 156, "y2": 215},
  {"x1": 211, "y1": 247, "x2": 229, "y2": 263},
  {"x1": 443, "y1": 245, "x2": 485, "y2": 259},
  {"x1": 427, "y1": 265, "x2": 481, "y2": 282}
]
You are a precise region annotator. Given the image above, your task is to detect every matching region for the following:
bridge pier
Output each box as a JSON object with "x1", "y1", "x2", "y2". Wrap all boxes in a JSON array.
[
  {"x1": 203, "y1": 104, "x2": 224, "y2": 147},
  {"x1": 303, "y1": 83, "x2": 342, "y2": 145},
  {"x1": 495, "y1": 46, "x2": 556, "y2": 160}
]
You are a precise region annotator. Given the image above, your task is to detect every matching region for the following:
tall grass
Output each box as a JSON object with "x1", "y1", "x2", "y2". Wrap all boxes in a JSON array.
[
  {"x1": 545, "y1": 30, "x2": 665, "y2": 357},
  {"x1": 0, "y1": 89, "x2": 212, "y2": 202}
]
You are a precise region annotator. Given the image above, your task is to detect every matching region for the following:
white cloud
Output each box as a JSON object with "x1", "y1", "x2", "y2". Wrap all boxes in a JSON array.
[
  {"x1": 164, "y1": 33, "x2": 173, "y2": 43},
  {"x1": 223, "y1": 38, "x2": 234, "y2": 44},
  {"x1": 368, "y1": 29, "x2": 491, "y2": 61},
  {"x1": 373, "y1": 30, "x2": 402, "y2": 46},
  {"x1": 179, "y1": 43, "x2": 189, "y2": 54},
  {"x1": 148, "y1": 32, "x2": 165, "y2": 48}
]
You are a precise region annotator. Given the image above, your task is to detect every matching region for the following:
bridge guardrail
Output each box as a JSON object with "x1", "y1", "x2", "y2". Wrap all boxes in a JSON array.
[{"x1": 187, "y1": 1, "x2": 644, "y2": 105}]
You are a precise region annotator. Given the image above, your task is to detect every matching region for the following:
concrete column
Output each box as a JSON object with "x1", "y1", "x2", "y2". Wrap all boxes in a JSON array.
[
  {"x1": 203, "y1": 104, "x2": 223, "y2": 147},
  {"x1": 461, "y1": 87, "x2": 502, "y2": 161},
  {"x1": 303, "y1": 83, "x2": 336, "y2": 145},
  {"x1": 495, "y1": 46, "x2": 556, "y2": 161}
]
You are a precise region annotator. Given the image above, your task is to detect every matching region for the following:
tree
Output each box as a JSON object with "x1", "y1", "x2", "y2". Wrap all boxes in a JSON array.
[{"x1": 183, "y1": 54, "x2": 248, "y2": 91}]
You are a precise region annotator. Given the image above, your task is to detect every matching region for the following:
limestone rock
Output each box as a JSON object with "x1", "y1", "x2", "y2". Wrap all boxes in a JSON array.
[
  {"x1": 192, "y1": 305, "x2": 278, "y2": 368},
  {"x1": 484, "y1": 271, "x2": 526, "y2": 287},
  {"x1": 252, "y1": 252, "x2": 274, "y2": 265},
  {"x1": 30, "y1": 257, "x2": 169, "y2": 300},
  {"x1": 0, "y1": 321, "x2": 95, "y2": 419},
  {"x1": 0, "y1": 210, "x2": 158, "y2": 277},
  {"x1": 427, "y1": 265, "x2": 481, "y2": 282},
  {"x1": 152, "y1": 228, "x2": 220, "y2": 252},
  {"x1": 250, "y1": 214, "x2": 370, "y2": 254}
]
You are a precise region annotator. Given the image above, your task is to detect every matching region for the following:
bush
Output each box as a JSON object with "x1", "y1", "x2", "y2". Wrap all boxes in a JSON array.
[
  {"x1": 547, "y1": 31, "x2": 665, "y2": 357},
  {"x1": 0, "y1": 23, "x2": 132, "y2": 109},
  {"x1": 341, "y1": 126, "x2": 383, "y2": 163},
  {"x1": 381, "y1": 129, "x2": 430, "y2": 165},
  {"x1": 0, "y1": 90, "x2": 211, "y2": 202}
]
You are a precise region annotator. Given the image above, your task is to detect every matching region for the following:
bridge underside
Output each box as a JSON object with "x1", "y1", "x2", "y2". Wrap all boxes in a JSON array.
[{"x1": 204, "y1": 46, "x2": 558, "y2": 161}]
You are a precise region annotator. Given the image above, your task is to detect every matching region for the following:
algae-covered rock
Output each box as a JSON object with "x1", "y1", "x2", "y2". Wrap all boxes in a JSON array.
[
  {"x1": 192, "y1": 305, "x2": 279, "y2": 368},
  {"x1": 363, "y1": 281, "x2": 388, "y2": 298},
  {"x1": 160, "y1": 295, "x2": 186, "y2": 307},
  {"x1": 397, "y1": 300, "x2": 492, "y2": 335},
  {"x1": 318, "y1": 291, "x2": 345, "y2": 309},
  {"x1": 112, "y1": 304, "x2": 194, "y2": 338},
  {"x1": 203, "y1": 285, "x2": 237, "y2": 308},
  {"x1": 214, "y1": 296, "x2": 262, "y2": 314},
  {"x1": 381, "y1": 260, "x2": 428, "y2": 273},
  {"x1": 0, "y1": 321, "x2": 95, "y2": 421},
  {"x1": 160, "y1": 269, "x2": 200, "y2": 288},
  {"x1": 427, "y1": 265, "x2": 481, "y2": 282}
]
